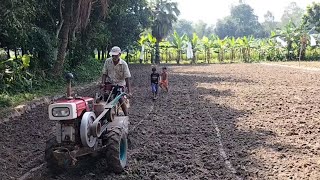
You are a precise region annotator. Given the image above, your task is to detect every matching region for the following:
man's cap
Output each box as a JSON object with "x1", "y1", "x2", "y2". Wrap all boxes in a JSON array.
[{"x1": 109, "y1": 46, "x2": 121, "y2": 56}]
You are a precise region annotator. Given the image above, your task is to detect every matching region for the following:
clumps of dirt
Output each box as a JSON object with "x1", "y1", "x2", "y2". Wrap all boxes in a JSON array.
[{"x1": 3, "y1": 64, "x2": 320, "y2": 179}]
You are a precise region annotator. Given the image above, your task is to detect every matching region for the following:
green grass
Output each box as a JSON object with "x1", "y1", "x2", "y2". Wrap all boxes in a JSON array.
[{"x1": 0, "y1": 88, "x2": 60, "y2": 108}]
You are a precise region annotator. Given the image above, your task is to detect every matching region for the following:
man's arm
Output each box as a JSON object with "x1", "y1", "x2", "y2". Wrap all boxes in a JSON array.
[
  {"x1": 123, "y1": 62, "x2": 131, "y2": 94},
  {"x1": 125, "y1": 78, "x2": 131, "y2": 94},
  {"x1": 101, "y1": 60, "x2": 108, "y2": 85},
  {"x1": 102, "y1": 74, "x2": 107, "y2": 84}
]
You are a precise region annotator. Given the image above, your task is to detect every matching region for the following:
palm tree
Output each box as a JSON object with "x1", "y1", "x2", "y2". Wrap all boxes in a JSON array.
[{"x1": 151, "y1": 0, "x2": 180, "y2": 64}]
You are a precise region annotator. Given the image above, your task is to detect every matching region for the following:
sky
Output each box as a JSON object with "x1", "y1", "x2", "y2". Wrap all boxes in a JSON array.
[{"x1": 176, "y1": 0, "x2": 318, "y2": 25}]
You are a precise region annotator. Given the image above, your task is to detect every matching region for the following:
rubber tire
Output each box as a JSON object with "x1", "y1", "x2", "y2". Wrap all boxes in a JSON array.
[
  {"x1": 44, "y1": 137, "x2": 65, "y2": 174},
  {"x1": 104, "y1": 127, "x2": 128, "y2": 173}
]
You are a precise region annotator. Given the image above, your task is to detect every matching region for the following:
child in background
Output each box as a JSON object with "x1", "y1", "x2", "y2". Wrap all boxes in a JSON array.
[
  {"x1": 160, "y1": 67, "x2": 168, "y2": 92},
  {"x1": 150, "y1": 67, "x2": 160, "y2": 100}
]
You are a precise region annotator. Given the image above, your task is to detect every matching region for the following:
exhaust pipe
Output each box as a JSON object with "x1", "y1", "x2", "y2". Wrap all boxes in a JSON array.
[{"x1": 65, "y1": 73, "x2": 74, "y2": 99}]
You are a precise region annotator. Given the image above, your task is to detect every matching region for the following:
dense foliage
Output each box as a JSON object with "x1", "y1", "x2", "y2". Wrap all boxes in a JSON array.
[
  {"x1": 140, "y1": 2, "x2": 320, "y2": 64},
  {"x1": 0, "y1": 1, "x2": 319, "y2": 107}
]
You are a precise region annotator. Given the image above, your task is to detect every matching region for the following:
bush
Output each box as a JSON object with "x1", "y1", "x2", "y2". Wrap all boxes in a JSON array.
[
  {"x1": 68, "y1": 58, "x2": 102, "y2": 83},
  {"x1": 0, "y1": 58, "x2": 34, "y2": 93},
  {"x1": 0, "y1": 94, "x2": 12, "y2": 108}
]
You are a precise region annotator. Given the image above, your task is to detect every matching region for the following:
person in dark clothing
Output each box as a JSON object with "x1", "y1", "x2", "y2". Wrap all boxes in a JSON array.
[{"x1": 150, "y1": 67, "x2": 160, "y2": 100}]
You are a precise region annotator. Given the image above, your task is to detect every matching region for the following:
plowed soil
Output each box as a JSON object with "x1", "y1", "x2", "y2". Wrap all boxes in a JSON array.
[{"x1": 1, "y1": 63, "x2": 320, "y2": 180}]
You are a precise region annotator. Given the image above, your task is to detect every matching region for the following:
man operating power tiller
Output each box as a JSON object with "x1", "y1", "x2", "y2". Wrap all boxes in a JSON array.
[{"x1": 101, "y1": 46, "x2": 132, "y2": 115}]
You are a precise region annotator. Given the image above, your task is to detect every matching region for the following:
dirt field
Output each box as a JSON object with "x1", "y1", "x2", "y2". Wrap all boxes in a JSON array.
[
  {"x1": 1, "y1": 63, "x2": 320, "y2": 179},
  {"x1": 266, "y1": 61, "x2": 320, "y2": 70}
]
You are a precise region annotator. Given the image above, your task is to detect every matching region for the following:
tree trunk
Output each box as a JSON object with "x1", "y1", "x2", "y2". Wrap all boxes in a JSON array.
[
  {"x1": 106, "y1": 45, "x2": 111, "y2": 58},
  {"x1": 144, "y1": 51, "x2": 147, "y2": 63},
  {"x1": 176, "y1": 50, "x2": 181, "y2": 64},
  {"x1": 53, "y1": 0, "x2": 73, "y2": 76},
  {"x1": 287, "y1": 41, "x2": 293, "y2": 60},
  {"x1": 166, "y1": 48, "x2": 168, "y2": 64},
  {"x1": 299, "y1": 44, "x2": 307, "y2": 61},
  {"x1": 14, "y1": 48, "x2": 18, "y2": 59},
  {"x1": 155, "y1": 40, "x2": 160, "y2": 64},
  {"x1": 98, "y1": 49, "x2": 101, "y2": 60},
  {"x1": 151, "y1": 50, "x2": 154, "y2": 64},
  {"x1": 102, "y1": 46, "x2": 105, "y2": 60},
  {"x1": 221, "y1": 51, "x2": 224, "y2": 62},
  {"x1": 21, "y1": 47, "x2": 25, "y2": 56},
  {"x1": 197, "y1": 52, "x2": 200, "y2": 62},
  {"x1": 231, "y1": 49, "x2": 235, "y2": 62},
  {"x1": 192, "y1": 50, "x2": 196, "y2": 64},
  {"x1": 204, "y1": 48, "x2": 207, "y2": 63},
  {"x1": 6, "y1": 48, "x2": 10, "y2": 59},
  {"x1": 207, "y1": 49, "x2": 210, "y2": 64},
  {"x1": 242, "y1": 48, "x2": 246, "y2": 62},
  {"x1": 126, "y1": 50, "x2": 129, "y2": 64}
]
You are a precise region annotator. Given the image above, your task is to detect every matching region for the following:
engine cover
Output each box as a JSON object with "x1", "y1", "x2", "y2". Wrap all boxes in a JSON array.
[{"x1": 48, "y1": 97, "x2": 94, "y2": 120}]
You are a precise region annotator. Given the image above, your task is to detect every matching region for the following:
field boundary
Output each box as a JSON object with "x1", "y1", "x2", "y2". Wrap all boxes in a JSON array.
[
  {"x1": 0, "y1": 81, "x2": 99, "y2": 124},
  {"x1": 260, "y1": 62, "x2": 320, "y2": 72}
]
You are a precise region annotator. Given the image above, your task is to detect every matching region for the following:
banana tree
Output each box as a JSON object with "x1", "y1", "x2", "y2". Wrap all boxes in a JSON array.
[
  {"x1": 212, "y1": 36, "x2": 228, "y2": 62},
  {"x1": 265, "y1": 36, "x2": 285, "y2": 61},
  {"x1": 159, "y1": 41, "x2": 171, "y2": 63},
  {"x1": 138, "y1": 34, "x2": 148, "y2": 63},
  {"x1": 201, "y1": 36, "x2": 212, "y2": 63},
  {"x1": 295, "y1": 26, "x2": 314, "y2": 62},
  {"x1": 138, "y1": 32, "x2": 156, "y2": 63},
  {"x1": 255, "y1": 39, "x2": 268, "y2": 61},
  {"x1": 188, "y1": 33, "x2": 200, "y2": 64},
  {"x1": 238, "y1": 36, "x2": 255, "y2": 62},
  {"x1": 227, "y1": 37, "x2": 238, "y2": 62},
  {"x1": 272, "y1": 21, "x2": 299, "y2": 60},
  {"x1": 171, "y1": 31, "x2": 187, "y2": 64}
]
